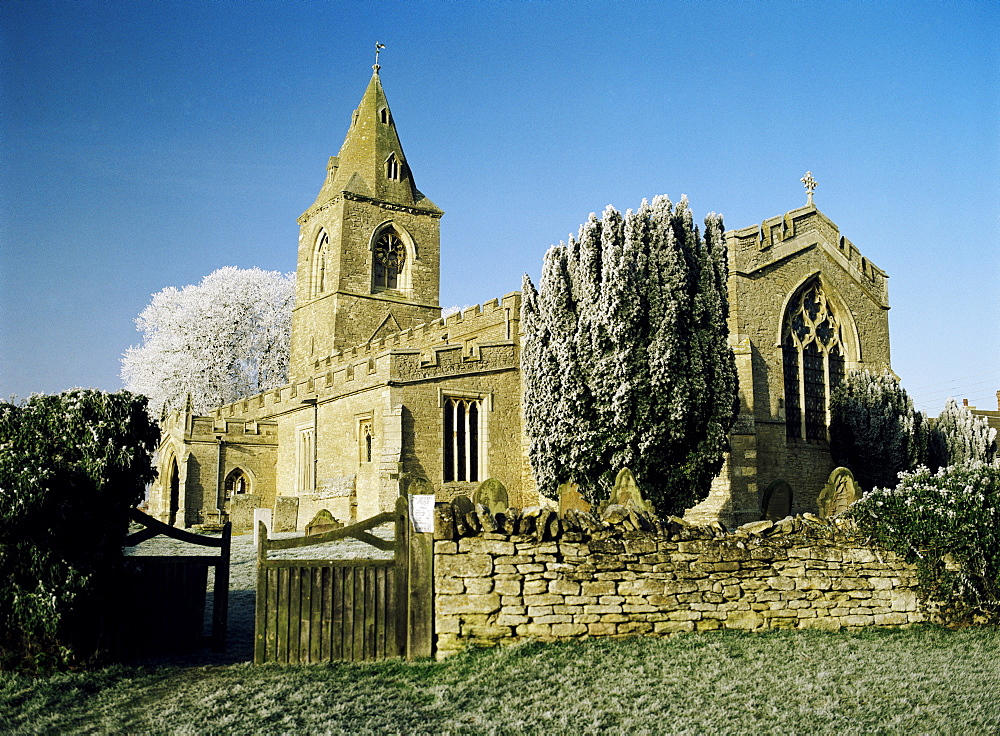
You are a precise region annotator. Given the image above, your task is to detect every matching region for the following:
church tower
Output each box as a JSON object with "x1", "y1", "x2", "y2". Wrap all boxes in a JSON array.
[{"x1": 289, "y1": 67, "x2": 443, "y2": 380}]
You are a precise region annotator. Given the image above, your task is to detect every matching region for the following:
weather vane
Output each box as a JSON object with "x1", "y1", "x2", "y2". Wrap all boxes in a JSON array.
[
  {"x1": 374, "y1": 42, "x2": 385, "y2": 73},
  {"x1": 801, "y1": 171, "x2": 817, "y2": 205}
]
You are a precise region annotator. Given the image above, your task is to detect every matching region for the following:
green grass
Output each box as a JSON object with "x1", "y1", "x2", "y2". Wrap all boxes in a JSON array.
[{"x1": 2, "y1": 627, "x2": 999, "y2": 734}]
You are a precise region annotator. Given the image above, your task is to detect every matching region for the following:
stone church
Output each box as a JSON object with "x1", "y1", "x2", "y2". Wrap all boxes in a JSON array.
[{"x1": 148, "y1": 68, "x2": 891, "y2": 532}]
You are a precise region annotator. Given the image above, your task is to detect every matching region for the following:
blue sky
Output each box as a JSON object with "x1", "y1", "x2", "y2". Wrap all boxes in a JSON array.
[{"x1": 2, "y1": 0, "x2": 997, "y2": 415}]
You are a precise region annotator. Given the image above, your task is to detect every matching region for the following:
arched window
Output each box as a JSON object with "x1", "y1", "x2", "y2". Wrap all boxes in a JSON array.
[
  {"x1": 312, "y1": 231, "x2": 330, "y2": 297},
  {"x1": 385, "y1": 153, "x2": 400, "y2": 181},
  {"x1": 168, "y1": 457, "x2": 180, "y2": 527},
  {"x1": 782, "y1": 279, "x2": 846, "y2": 440},
  {"x1": 443, "y1": 397, "x2": 481, "y2": 483},
  {"x1": 225, "y1": 468, "x2": 249, "y2": 497},
  {"x1": 373, "y1": 229, "x2": 405, "y2": 290}
]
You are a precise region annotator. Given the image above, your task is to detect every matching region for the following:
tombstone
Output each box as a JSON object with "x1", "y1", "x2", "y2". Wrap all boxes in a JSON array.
[
  {"x1": 404, "y1": 475, "x2": 435, "y2": 497},
  {"x1": 473, "y1": 478, "x2": 509, "y2": 516},
  {"x1": 306, "y1": 508, "x2": 344, "y2": 536},
  {"x1": 818, "y1": 467, "x2": 861, "y2": 518},
  {"x1": 274, "y1": 496, "x2": 299, "y2": 533},
  {"x1": 229, "y1": 494, "x2": 260, "y2": 534},
  {"x1": 609, "y1": 468, "x2": 655, "y2": 515},
  {"x1": 558, "y1": 481, "x2": 591, "y2": 515},
  {"x1": 253, "y1": 508, "x2": 272, "y2": 546},
  {"x1": 451, "y1": 494, "x2": 474, "y2": 516}
]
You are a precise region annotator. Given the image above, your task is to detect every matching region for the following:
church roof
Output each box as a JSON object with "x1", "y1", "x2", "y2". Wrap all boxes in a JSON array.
[{"x1": 308, "y1": 70, "x2": 441, "y2": 215}]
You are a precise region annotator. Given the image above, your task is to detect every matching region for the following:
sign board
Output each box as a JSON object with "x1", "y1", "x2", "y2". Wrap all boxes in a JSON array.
[{"x1": 409, "y1": 495, "x2": 436, "y2": 534}]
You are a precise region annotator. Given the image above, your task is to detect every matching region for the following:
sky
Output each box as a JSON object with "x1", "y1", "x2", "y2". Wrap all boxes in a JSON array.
[{"x1": 1, "y1": 0, "x2": 997, "y2": 416}]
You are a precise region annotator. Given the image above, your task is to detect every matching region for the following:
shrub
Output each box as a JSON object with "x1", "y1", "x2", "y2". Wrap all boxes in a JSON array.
[
  {"x1": 830, "y1": 369, "x2": 928, "y2": 492},
  {"x1": 0, "y1": 390, "x2": 158, "y2": 671},
  {"x1": 848, "y1": 462, "x2": 1000, "y2": 624},
  {"x1": 929, "y1": 398, "x2": 997, "y2": 469}
]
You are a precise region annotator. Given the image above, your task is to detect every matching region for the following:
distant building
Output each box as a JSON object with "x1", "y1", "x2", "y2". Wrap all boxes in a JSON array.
[
  {"x1": 148, "y1": 69, "x2": 892, "y2": 531},
  {"x1": 962, "y1": 393, "x2": 1000, "y2": 434}
]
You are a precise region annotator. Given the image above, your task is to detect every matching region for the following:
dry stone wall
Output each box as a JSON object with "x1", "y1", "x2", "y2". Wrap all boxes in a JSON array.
[{"x1": 432, "y1": 504, "x2": 926, "y2": 658}]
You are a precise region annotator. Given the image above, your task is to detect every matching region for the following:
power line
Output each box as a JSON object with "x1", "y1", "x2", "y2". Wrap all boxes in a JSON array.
[{"x1": 908, "y1": 370, "x2": 1000, "y2": 392}]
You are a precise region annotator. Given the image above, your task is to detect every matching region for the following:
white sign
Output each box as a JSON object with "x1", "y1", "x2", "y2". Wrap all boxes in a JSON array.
[{"x1": 409, "y1": 495, "x2": 436, "y2": 534}]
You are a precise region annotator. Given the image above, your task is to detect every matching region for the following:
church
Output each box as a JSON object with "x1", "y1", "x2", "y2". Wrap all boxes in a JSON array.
[{"x1": 148, "y1": 67, "x2": 892, "y2": 532}]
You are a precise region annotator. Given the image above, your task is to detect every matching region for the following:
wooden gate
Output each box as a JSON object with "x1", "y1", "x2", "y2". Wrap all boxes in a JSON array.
[
  {"x1": 118, "y1": 508, "x2": 231, "y2": 659},
  {"x1": 254, "y1": 495, "x2": 433, "y2": 664}
]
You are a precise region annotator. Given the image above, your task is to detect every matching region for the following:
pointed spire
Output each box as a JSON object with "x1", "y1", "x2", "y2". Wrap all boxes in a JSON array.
[{"x1": 308, "y1": 64, "x2": 440, "y2": 214}]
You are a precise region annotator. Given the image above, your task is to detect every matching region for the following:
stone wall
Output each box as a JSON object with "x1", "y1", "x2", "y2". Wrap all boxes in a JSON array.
[{"x1": 432, "y1": 505, "x2": 925, "y2": 658}]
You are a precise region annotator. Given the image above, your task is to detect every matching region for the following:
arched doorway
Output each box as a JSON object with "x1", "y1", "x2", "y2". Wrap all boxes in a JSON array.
[{"x1": 168, "y1": 457, "x2": 180, "y2": 527}]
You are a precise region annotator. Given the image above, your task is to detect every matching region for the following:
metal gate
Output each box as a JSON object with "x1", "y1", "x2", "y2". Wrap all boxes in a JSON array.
[{"x1": 254, "y1": 495, "x2": 433, "y2": 664}]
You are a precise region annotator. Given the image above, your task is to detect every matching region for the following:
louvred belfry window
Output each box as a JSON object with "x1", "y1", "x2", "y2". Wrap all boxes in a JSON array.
[
  {"x1": 781, "y1": 279, "x2": 846, "y2": 441},
  {"x1": 373, "y1": 231, "x2": 405, "y2": 290}
]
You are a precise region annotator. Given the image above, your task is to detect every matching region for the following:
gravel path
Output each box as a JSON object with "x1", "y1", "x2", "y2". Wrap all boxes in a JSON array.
[{"x1": 124, "y1": 524, "x2": 395, "y2": 664}]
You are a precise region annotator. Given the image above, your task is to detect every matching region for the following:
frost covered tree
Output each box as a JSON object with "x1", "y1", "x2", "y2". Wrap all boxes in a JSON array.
[
  {"x1": 930, "y1": 398, "x2": 997, "y2": 468},
  {"x1": 830, "y1": 369, "x2": 929, "y2": 492},
  {"x1": 121, "y1": 267, "x2": 295, "y2": 416},
  {"x1": 521, "y1": 196, "x2": 738, "y2": 516}
]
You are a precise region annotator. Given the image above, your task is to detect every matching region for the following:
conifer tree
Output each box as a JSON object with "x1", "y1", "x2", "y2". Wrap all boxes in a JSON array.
[
  {"x1": 930, "y1": 398, "x2": 998, "y2": 468},
  {"x1": 521, "y1": 196, "x2": 738, "y2": 516}
]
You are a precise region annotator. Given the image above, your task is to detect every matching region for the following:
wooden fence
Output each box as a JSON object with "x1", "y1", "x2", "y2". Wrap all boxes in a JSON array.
[
  {"x1": 118, "y1": 508, "x2": 231, "y2": 659},
  {"x1": 255, "y1": 495, "x2": 433, "y2": 664}
]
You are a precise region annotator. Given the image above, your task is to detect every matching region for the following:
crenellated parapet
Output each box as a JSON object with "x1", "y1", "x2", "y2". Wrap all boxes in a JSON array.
[{"x1": 727, "y1": 205, "x2": 888, "y2": 308}]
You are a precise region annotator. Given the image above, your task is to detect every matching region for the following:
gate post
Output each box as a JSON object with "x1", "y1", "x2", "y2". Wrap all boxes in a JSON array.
[{"x1": 397, "y1": 494, "x2": 434, "y2": 659}]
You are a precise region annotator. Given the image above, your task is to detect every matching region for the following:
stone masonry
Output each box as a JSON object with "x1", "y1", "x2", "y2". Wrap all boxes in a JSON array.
[{"x1": 432, "y1": 504, "x2": 925, "y2": 658}]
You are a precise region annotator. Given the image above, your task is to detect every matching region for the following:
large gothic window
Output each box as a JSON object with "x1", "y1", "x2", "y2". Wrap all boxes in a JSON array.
[
  {"x1": 312, "y1": 231, "x2": 330, "y2": 297},
  {"x1": 782, "y1": 279, "x2": 846, "y2": 441},
  {"x1": 373, "y1": 230, "x2": 405, "y2": 290}
]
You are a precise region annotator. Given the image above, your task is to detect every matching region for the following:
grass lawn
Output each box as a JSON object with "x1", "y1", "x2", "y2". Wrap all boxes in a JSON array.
[{"x1": 2, "y1": 626, "x2": 999, "y2": 734}]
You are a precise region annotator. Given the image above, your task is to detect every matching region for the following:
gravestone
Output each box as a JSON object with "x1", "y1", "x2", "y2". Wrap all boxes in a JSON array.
[
  {"x1": 608, "y1": 468, "x2": 655, "y2": 515},
  {"x1": 403, "y1": 475, "x2": 435, "y2": 496},
  {"x1": 274, "y1": 496, "x2": 299, "y2": 533},
  {"x1": 229, "y1": 494, "x2": 260, "y2": 533},
  {"x1": 253, "y1": 508, "x2": 272, "y2": 546},
  {"x1": 818, "y1": 467, "x2": 861, "y2": 518},
  {"x1": 451, "y1": 494, "x2": 474, "y2": 516},
  {"x1": 306, "y1": 508, "x2": 343, "y2": 536},
  {"x1": 558, "y1": 481, "x2": 590, "y2": 515},
  {"x1": 473, "y1": 477, "x2": 509, "y2": 515}
]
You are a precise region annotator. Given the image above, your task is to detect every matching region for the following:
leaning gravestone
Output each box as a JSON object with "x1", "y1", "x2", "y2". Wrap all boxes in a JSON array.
[
  {"x1": 473, "y1": 478, "x2": 509, "y2": 515},
  {"x1": 451, "y1": 494, "x2": 474, "y2": 516},
  {"x1": 818, "y1": 467, "x2": 861, "y2": 518}
]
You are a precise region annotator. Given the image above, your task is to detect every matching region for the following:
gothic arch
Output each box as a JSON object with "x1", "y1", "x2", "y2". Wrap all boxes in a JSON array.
[
  {"x1": 224, "y1": 466, "x2": 253, "y2": 497},
  {"x1": 774, "y1": 271, "x2": 861, "y2": 363},
  {"x1": 760, "y1": 479, "x2": 793, "y2": 520},
  {"x1": 778, "y1": 274, "x2": 854, "y2": 441},
  {"x1": 311, "y1": 228, "x2": 331, "y2": 298},
  {"x1": 369, "y1": 222, "x2": 417, "y2": 293}
]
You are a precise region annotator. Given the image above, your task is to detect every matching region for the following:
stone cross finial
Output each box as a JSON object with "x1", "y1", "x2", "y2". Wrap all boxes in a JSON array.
[
  {"x1": 801, "y1": 171, "x2": 817, "y2": 205},
  {"x1": 373, "y1": 42, "x2": 385, "y2": 73}
]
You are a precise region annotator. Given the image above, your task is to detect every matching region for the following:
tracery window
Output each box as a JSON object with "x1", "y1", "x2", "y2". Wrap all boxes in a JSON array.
[
  {"x1": 224, "y1": 468, "x2": 249, "y2": 496},
  {"x1": 443, "y1": 397, "x2": 481, "y2": 483},
  {"x1": 359, "y1": 419, "x2": 373, "y2": 463},
  {"x1": 782, "y1": 279, "x2": 846, "y2": 440},
  {"x1": 312, "y1": 231, "x2": 330, "y2": 297},
  {"x1": 373, "y1": 230, "x2": 405, "y2": 290}
]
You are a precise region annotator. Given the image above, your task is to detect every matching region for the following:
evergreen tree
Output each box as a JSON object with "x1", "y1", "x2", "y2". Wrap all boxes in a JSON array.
[
  {"x1": 521, "y1": 196, "x2": 738, "y2": 515},
  {"x1": 930, "y1": 398, "x2": 998, "y2": 468},
  {"x1": 830, "y1": 369, "x2": 928, "y2": 492}
]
